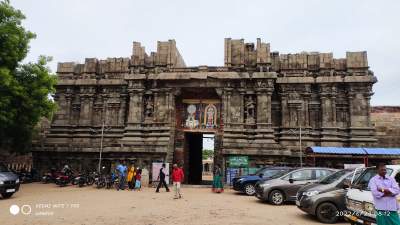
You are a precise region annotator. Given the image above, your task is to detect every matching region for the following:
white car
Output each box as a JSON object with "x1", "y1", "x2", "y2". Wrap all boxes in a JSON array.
[{"x1": 344, "y1": 165, "x2": 400, "y2": 225}]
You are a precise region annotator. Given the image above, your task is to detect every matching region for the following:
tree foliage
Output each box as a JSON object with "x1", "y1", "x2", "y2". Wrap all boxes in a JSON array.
[
  {"x1": 202, "y1": 149, "x2": 214, "y2": 160},
  {"x1": 0, "y1": 0, "x2": 56, "y2": 152}
]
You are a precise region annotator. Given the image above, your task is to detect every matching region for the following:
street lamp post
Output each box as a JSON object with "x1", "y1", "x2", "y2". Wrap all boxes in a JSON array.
[
  {"x1": 299, "y1": 124, "x2": 302, "y2": 167},
  {"x1": 98, "y1": 121, "x2": 105, "y2": 173},
  {"x1": 282, "y1": 123, "x2": 309, "y2": 167},
  {"x1": 90, "y1": 122, "x2": 111, "y2": 173}
]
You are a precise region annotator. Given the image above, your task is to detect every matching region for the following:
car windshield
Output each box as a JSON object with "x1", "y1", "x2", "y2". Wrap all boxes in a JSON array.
[
  {"x1": 0, "y1": 163, "x2": 10, "y2": 172},
  {"x1": 269, "y1": 169, "x2": 292, "y2": 179},
  {"x1": 254, "y1": 167, "x2": 267, "y2": 175},
  {"x1": 319, "y1": 170, "x2": 349, "y2": 184},
  {"x1": 353, "y1": 167, "x2": 394, "y2": 190},
  {"x1": 259, "y1": 169, "x2": 290, "y2": 178}
]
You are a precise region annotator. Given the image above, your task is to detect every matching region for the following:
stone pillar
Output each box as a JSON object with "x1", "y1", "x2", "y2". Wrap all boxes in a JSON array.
[
  {"x1": 65, "y1": 94, "x2": 72, "y2": 125},
  {"x1": 320, "y1": 94, "x2": 330, "y2": 127},
  {"x1": 118, "y1": 95, "x2": 127, "y2": 126},
  {"x1": 256, "y1": 90, "x2": 272, "y2": 129},
  {"x1": 224, "y1": 89, "x2": 232, "y2": 127},
  {"x1": 239, "y1": 91, "x2": 245, "y2": 124},
  {"x1": 127, "y1": 90, "x2": 144, "y2": 126},
  {"x1": 168, "y1": 90, "x2": 175, "y2": 123},
  {"x1": 266, "y1": 90, "x2": 273, "y2": 124},
  {"x1": 79, "y1": 96, "x2": 94, "y2": 126},
  {"x1": 280, "y1": 94, "x2": 289, "y2": 127}
]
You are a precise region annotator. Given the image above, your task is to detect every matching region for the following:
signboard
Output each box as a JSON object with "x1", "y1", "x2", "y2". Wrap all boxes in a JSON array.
[
  {"x1": 152, "y1": 163, "x2": 170, "y2": 185},
  {"x1": 228, "y1": 156, "x2": 249, "y2": 168}
]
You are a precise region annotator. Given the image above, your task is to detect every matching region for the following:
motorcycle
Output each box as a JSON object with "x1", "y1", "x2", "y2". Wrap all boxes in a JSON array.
[
  {"x1": 55, "y1": 172, "x2": 74, "y2": 187},
  {"x1": 73, "y1": 171, "x2": 98, "y2": 187},
  {"x1": 42, "y1": 168, "x2": 61, "y2": 184},
  {"x1": 114, "y1": 176, "x2": 120, "y2": 190},
  {"x1": 95, "y1": 174, "x2": 106, "y2": 189},
  {"x1": 105, "y1": 174, "x2": 114, "y2": 189},
  {"x1": 17, "y1": 170, "x2": 34, "y2": 183},
  {"x1": 87, "y1": 172, "x2": 97, "y2": 186}
]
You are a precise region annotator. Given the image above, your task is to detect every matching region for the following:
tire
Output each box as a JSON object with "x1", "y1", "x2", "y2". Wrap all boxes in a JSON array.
[
  {"x1": 87, "y1": 177, "x2": 94, "y2": 186},
  {"x1": 78, "y1": 180, "x2": 84, "y2": 187},
  {"x1": 316, "y1": 202, "x2": 339, "y2": 224},
  {"x1": 269, "y1": 190, "x2": 284, "y2": 205},
  {"x1": 244, "y1": 184, "x2": 256, "y2": 196},
  {"x1": 42, "y1": 176, "x2": 49, "y2": 184},
  {"x1": 1, "y1": 193, "x2": 14, "y2": 199}
]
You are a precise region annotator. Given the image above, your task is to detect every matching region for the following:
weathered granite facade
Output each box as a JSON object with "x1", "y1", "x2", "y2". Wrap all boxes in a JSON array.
[
  {"x1": 33, "y1": 38, "x2": 377, "y2": 176},
  {"x1": 371, "y1": 106, "x2": 400, "y2": 148}
]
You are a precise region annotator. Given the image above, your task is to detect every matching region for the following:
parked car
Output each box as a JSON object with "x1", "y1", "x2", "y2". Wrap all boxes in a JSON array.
[
  {"x1": 0, "y1": 163, "x2": 20, "y2": 199},
  {"x1": 232, "y1": 167, "x2": 293, "y2": 195},
  {"x1": 296, "y1": 169, "x2": 360, "y2": 223},
  {"x1": 255, "y1": 167, "x2": 336, "y2": 205},
  {"x1": 344, "y1": 165, "x2": 400, "y2": 225}
]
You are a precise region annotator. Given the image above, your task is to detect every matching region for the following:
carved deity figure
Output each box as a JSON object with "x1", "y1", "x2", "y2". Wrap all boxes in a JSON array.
[
  {"x1": 245, "y1": 96, "x2": 255, "y2": 123},
  {"x1": 185, "y1": 104, "x2": 199, "y2": 129},
  {"x1": 203, "y1": 104, "x2": 217, "y2": 128},
  {"x1": 144, "y1": 96, "x2": 154, "y2": 118}
]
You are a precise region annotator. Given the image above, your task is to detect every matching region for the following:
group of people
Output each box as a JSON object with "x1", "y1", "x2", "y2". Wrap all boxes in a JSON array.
[
  {"x1": 156, "y1": 163, "x2": 185, "y2": 199},
  {"x1": 116, "y1": 162, "x2": 142, "y2": 191},
  {"x1": 114, "y1": 161, "x2": 224, "y2": 199}
]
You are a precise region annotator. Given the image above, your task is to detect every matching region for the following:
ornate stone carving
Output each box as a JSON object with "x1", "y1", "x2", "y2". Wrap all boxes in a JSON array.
[
  {"x1": 245, "y1": 95, "x2": 256, "y2": 124},
  {"x1": 144, "y1": 95, "x2": 154, "y2": 119}
]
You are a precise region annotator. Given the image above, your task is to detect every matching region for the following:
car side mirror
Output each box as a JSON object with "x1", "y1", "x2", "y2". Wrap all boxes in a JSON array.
[
  {"x1": 259, "y1": 173, "x2": 263, "y2": 178},
  {"x1": 289, "y1": 178, "x2": 294, "y2": 184},
  {"x1": 342, "y1": 179, "x2": 351, "y2": 189}
]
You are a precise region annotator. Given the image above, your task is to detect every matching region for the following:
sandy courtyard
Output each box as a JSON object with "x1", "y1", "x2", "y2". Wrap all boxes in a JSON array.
[{"x1": 0, "y1": 183, "x2": 347, "y2": 225}]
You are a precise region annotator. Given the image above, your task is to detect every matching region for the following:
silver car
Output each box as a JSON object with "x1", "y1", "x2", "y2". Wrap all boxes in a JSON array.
[{"x1": 255, "y1": 167, "x2": 336, "y2": 205}]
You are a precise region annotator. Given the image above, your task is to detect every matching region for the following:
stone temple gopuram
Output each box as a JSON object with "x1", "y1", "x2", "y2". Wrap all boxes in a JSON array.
[{"x1": 33, "y1": 38, "x2": 377, "y2": 183}]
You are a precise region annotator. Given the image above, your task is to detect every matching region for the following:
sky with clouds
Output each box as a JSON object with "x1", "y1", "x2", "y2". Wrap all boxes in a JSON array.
[{"x1": 11, "y1": 0, "x2": 400, "y2": 105}]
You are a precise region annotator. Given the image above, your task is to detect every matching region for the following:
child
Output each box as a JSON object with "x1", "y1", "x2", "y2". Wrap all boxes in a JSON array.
[{"x1": 134, "y1": 169, "x2": 142, "y2": 191}]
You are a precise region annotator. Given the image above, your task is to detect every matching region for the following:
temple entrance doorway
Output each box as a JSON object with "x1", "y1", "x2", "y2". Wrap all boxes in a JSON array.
[
  {"x1": 184, "y1": 132, "x2": 215, "y2": 185},
  {"x1": 175, "y1": 88, "x2": 221, "y2": 184}
]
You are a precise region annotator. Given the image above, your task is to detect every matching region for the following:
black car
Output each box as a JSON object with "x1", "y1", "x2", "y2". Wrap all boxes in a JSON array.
[
  {"x1": 233, "y1": 167, "x2": 292, "y2": 195},
  {"x1": 296, "y1": 169, "x2": 358, "y2": 223},
  {"x1": 0, "y1": 163, "x2": 20, "y2": 199}
]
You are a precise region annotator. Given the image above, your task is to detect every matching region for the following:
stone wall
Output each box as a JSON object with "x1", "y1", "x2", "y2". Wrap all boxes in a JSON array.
[
  {"x1": 372, "y1": 106, "x2": 400, "y2": 147},
  {"x1": 33, "y1": 38, "x2": 377, "y2": 172}
]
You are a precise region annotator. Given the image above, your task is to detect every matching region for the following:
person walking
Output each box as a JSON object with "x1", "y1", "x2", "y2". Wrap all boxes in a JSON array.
[
  {"x1": 212, "y1": 164, "x2": 224, "y2": 193},
  {"x1": 127, "y1": 165, "x2": 136, "y2": 190},
  {"x1": 135, "y1": 169, "x2": 142, "y2": 191},
  {"x1": 171, "y1": 164, "x2": 184, "y2": 199},
  {"x1": 156, "y1": 163, "x2": 170, "y2": 192},
  {"x1": 368, "y1": 163, "x2": 400, "y2": 225},
  {"x1": 116, "y1": 161, "x2": 127, "y2": 190}
]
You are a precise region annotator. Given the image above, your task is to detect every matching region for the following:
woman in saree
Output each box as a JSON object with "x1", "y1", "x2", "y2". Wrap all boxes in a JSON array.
[
  {"x1": 127, "y1": 165, "x2": 136, "y2": 190},
  {"x1": 212, "y1": 165, "x2": 224, "y2": 193}
]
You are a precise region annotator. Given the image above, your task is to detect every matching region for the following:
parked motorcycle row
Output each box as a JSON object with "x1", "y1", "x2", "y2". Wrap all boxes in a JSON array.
[{"x1": 41, "y1": 166, "x2": 121, "y2": 189}]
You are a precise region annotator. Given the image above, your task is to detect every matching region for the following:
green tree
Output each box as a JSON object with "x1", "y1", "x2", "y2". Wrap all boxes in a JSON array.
[
  {"x1": 202, "y1": 149, "x2": 214, "y2": 160},
  {"x1": 0, "y1": 0, "x2": 56, "y2": 152}
]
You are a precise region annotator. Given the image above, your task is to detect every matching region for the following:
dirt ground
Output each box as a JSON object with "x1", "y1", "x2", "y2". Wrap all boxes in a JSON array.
[{"x1": 0, "y1": 183, "x2": 347, "y2": 225}]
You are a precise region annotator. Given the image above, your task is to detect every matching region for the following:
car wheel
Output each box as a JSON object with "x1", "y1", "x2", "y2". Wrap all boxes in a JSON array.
[
  {"x1": 244, "y1": 184, "x2": 256, "y2": 196},
  {"x1": 316, "y1": 202, "x2": 339, "y2": 224},
  {"x1": 269, "y1": 190, "x2": 284, "y2": 205},
  {"x1": 1, "y1": 193, "x2": 14, "y2": 199}
]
